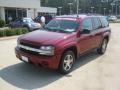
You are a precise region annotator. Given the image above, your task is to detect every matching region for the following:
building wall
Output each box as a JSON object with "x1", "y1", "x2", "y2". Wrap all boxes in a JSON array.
[
  {"x1": 37, "y1": 7, "x2": 57, "y2": 14},
  {"x1": 0, "y1": 7, "x2": 5, "y2": 20},
  {"x1": 0, "y1": 0, "x2": 57, "y2": 21},
  {"x1": 27, "y1": 9, "x2": 37, "y2": 19},
  {"x1": 0, "y1": 0, "x2": 40, "y2": 8}
]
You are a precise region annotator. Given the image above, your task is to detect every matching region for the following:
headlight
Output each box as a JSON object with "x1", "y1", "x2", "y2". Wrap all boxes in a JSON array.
[
  {"x1": 28, "y1": 23, "x2": 32, "y2": 27},
  {"x1": 39, "y1": 46, "x2": 55, "y2": 55}
]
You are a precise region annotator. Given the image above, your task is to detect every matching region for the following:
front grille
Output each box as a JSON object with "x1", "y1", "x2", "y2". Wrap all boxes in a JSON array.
[
  {"x1": 19, "y1": 41, "x2": 40, "y2": 55},
  {"x1": 20, "y1": 42, "x2": 40, "y2": 49},
  {"x1": 20, "y1": 48, "x2": 39, "y2": 55}
]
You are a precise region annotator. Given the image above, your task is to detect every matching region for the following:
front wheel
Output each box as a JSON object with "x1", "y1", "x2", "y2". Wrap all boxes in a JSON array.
[
  {"x1": 97, "y1": 39, "x2": 108, "y2": 54},
  {"x1": 58, "y1": 51, "x2": 75, "y2": 74}
]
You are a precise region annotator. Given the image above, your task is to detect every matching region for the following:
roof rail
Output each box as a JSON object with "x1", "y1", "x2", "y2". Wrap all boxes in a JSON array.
[{"x1": 56, "y1": 13, "x2": 103, "y2": 18}]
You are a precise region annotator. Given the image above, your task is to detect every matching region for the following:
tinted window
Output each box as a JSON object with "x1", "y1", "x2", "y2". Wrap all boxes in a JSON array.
[
  {"x1": 100, "y1": 17, "x2": 109, "y2": 27},
  {"x1": 45, "y1": 19, "x2": 78, "y2": 33},
  {"x1": 93, "y1": 17, "x2": 102, "y2": 30},
  {"x1": 81, "y1": 18, "x2": 92, "y2": 31}
]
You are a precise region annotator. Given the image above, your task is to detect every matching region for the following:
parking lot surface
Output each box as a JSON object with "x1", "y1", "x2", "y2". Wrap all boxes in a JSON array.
[{"x1": 0, "y1": 24, "x2": 120, "y2": 90}]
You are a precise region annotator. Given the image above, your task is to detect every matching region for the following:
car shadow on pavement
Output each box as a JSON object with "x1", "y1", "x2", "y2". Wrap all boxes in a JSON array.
[
  {"x1": 0, "y1": 51, "x2": 101, "y2": 89},
  {"x1": 74, "y1": 51, "x2": 101, "y2": 71}
]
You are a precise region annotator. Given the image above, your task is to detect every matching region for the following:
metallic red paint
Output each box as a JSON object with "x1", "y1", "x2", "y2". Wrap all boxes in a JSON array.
[{"x1": 15, "y1": 15, "x2": 111, "y2": 70}]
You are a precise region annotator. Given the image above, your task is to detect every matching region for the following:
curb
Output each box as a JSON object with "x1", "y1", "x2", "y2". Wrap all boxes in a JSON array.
[{"x1": 0, "y1": 35, "x2": 21, "y2": 41}]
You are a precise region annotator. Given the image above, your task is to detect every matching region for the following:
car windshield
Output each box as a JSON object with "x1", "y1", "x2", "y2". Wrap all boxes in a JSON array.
[{"x1": 44, "y1": 19, "x2": 78, "y2": 33}]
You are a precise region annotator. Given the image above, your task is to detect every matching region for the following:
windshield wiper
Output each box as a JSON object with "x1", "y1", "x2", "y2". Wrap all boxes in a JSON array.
[
  {"x1": 44, "y1": 27, "x2": 53, "y2": 31},
  {"x1": 57, "y1": 29, "x2": 72, "y2": 33},
  {"x1": 44, "y1": 27, "x2": 72, "y2": 33},
  {"x1": 44, "y1": 27, "x2": 60, "y2": 32}
]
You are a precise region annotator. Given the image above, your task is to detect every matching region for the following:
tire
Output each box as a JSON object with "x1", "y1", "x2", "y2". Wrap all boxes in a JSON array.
[
  {"x1": 97, "y1": 39, "x2": 108, "y2": 54},
  {"x1": 58, "y1": 51, "x2": 75, "y2": 74}
]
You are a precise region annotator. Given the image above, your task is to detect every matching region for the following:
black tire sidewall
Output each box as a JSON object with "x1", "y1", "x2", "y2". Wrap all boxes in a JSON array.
[
  {"x1": 97, "y1": 39, "x2": 108, "y2": 54},
  {"x1": 59, "y1": 51, "x2": 75, "y2": 74}
]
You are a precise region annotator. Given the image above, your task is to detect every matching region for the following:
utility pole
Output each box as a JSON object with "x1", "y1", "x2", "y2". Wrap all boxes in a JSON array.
[
  {"x1": 104, "y1": 8, "x2": 106, "y2": 15},
  {"x1": 91, "y1": 7, "x2": 94, "y2": 13},
  {"x1": 119, "y1": 6, "x2": 120, "y2": 15},
  {"x1": 116, "y1": 2, "x2": 118, "y2": 16},
  {"x1": 78, "y1": 9, "x2": 81, "y2": 14},
  {"x1": 100, "y1": 0, "x2": 104, "y2": 14},
  {"x1": 109, "y1": 10, "x2": 112, "y2": 15},
  {"x1": 113, "y1": 0, "x2": 119, "y2": 16},
  {"x1": 58, "y1": 7, "x2": 62, "y2": 15},
  {"x1": 68, "y1": 3, "x2": 73, "y2": 15},
  {"x1": 77, "y1": 0, "x2": 79, "y2": 15},
  {"x1": 111, "y1": 3, "x2": 115, "y2": 15},
  {"x1": 74, "y1": 0, "x2": 79, "y2": 15}
]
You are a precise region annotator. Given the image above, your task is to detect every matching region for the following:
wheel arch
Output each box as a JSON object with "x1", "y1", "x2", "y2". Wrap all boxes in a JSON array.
[
  {"x1": 61, "y1": 46, "x2": 78, "y2": 59},
  {"x1": 104, "y1": 35, "x2": 109, "y2": 42}
]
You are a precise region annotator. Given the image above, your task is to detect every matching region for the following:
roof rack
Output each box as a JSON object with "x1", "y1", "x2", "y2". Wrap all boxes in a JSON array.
[{"x1": 56, "y1": 13, "x2": 103, "y2": 18}]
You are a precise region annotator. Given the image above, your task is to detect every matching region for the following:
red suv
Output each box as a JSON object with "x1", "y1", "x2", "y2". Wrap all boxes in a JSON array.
[{"x1": 15, "y1": 15, "x2": 111, "y2": 74}]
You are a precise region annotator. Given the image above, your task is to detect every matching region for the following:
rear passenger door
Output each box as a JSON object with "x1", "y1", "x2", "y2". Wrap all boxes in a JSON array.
[
  {"x1": 78, "y1": 18, "x2": 95, "y2": 54},
  {"x1": 92, "y1": 17, "x2": 103, "y2": 48}
]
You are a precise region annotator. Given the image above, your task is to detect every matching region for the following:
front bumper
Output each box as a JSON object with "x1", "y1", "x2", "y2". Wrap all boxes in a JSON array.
[{"x1": 15, "y1": 47, "x2": 61, "y2": 70}]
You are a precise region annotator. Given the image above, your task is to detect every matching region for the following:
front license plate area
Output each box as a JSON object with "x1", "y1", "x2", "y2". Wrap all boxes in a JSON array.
[{"x1": 21, "y1": 56, "x2": 28, "y2": 62}]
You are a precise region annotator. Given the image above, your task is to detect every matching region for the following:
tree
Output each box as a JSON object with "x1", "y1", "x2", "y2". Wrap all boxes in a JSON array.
[{"x1": 41, "y1": 0, "x2": 120, "y2": 15}]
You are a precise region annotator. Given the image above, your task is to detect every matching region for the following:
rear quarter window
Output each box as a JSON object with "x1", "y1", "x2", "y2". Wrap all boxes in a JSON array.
[{"x1": 99, "y1": 17, "x2": 109, "y2": 28}]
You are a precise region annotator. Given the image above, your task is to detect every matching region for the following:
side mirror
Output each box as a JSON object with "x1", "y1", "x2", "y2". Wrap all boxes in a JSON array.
[{"x1": 81, "y1": 29, "x2": 91, "y2": 34}]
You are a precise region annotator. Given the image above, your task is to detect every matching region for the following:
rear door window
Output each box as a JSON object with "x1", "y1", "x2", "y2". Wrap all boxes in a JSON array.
[{"x1": 93, "y1": 17, "x2": 102, "y2": 30}]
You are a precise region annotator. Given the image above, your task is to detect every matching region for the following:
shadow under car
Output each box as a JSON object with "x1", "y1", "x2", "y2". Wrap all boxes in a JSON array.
[{"x1": 0, "y1": 51, "x2": 101, "y2": 89}]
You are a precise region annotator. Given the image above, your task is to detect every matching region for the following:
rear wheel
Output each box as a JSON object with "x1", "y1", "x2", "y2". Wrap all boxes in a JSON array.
[
  {"x1": 58, "y1": 51, "x2": 75, "y2": 74},
  {"x1": 97, "y1": 39, "x2": 108, "y2": 54}
]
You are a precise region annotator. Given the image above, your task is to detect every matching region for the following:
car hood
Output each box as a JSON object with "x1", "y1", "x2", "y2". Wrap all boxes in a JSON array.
[{"x1": 19, "y1": 30, "x2": 73, "y2": 45}]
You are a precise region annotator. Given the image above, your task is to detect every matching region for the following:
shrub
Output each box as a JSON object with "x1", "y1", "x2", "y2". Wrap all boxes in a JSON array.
[
  {"x1": 14, "y1": 28, "x2": 28, "y2": 35},
  {"x1": 0, "y1": 28, "x2": 28, "y2": 37},
  {"x1": 5, "y1": 29, "x2": 15, "y2": 36},
  {"x1": 0, "y1": 19, "x2": 5, "y2": 27},
  {"x1": 0, "y1": 30, "x2": 4, "y2": 37},
  {"x1": 14, "y1": 28, "x2": 23, "y2": 35},
  {"x1": 21, "y1": 28, "x2": 28, "y2": 34}
]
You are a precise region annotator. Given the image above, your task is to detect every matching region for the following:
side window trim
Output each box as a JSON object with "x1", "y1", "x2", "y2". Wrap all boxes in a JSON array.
[
  {"x1": 97, "y1": 17, "x2": 102, "y2": 29},
  {"x1": 98, "y1": 17, "x2": 103, "y2": 29}
]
